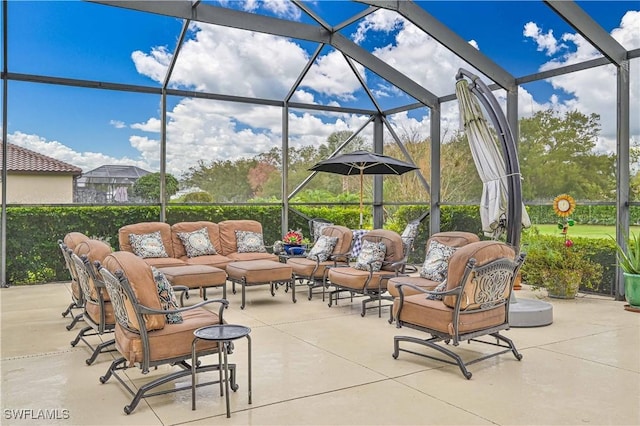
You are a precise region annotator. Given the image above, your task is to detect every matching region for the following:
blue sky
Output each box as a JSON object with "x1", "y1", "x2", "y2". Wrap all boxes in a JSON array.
[{"x1": 2, "y1": 1, "x2": 639, "y2": 178}]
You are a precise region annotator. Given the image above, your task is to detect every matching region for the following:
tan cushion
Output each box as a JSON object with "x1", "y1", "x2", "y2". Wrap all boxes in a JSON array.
[
  {"x1": 398, "y1": 293, "x2": 506, "y2": 334},
  {"x1": 118, "y1": 222, "x2": 174, "y2": 258},
  {"x1": 322, "y1": 225, "x2": 353, "y2": 256},
  {"x1": 182, "y1": 254, "x2": 233, "y2": 270},
  {"x1": 327, "y1": 266, "x2": 392, "y2": 291},
  {"x1": 159, "y1": 265, "x2": 227, "y2": 289},
  {"x1": 427, "y1": 231, "x2": 480, "y2": 249},
  {"x1": 114, "y1": 308, "x2": 220, "y2": 364},
  {"x1": 102, "y1": 251, "x2": 165, "y2": 332},
  {"x1": 387, "y1": 276, "x2": 440, "y2": 298},
  {"x1": 443, "y1": 241, "x2": 516, "y2": 310},
  {"x1": 218, "y1": 220, "x2": 264, "y2": 256},
  {"x1": 226, "y1": 260, "x2": 292, "y2": 283},
  {"x1": 64, "y1": 232, "x2": 90, "y2": 251},
  {"x1": 75, "y1": 239, "x2": 113, "y2": 301},
  {"x1": 71, "y1": 279, "x2": 81, "y2": 300},
  {"x1": 140, "y1": 257, "x2": 187, "y2": 268},
  {"x1": 85, "y1": 300, "x2": 115, "y2": 326},
  {"x1": 361, "y1": 229, "x2": 404, "y2": 271},
  {"x1": 171, "y1": 221, "x2": 222, "y2": 258},
  {"x1": 226, "y1": 252, "x2": 279, "y2": 262},
  {"x1": 288, "y1": 257, "x2": 333, "y2": 279}
]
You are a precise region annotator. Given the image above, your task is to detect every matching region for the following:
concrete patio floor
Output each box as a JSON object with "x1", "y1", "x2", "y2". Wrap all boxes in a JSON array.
[{"x1": 1, "y1": 281, "x2": 639, "y2": 425}]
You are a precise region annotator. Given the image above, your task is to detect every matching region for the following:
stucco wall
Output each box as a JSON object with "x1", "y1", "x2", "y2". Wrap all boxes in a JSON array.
[{"x1": 0, "y1": 173, "x2": 75, "y2": 204}]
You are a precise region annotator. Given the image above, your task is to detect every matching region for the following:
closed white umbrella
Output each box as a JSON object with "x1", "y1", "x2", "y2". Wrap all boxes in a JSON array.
[{"x1": 455, "y1": 79, "x2": 531, "y2": 238}]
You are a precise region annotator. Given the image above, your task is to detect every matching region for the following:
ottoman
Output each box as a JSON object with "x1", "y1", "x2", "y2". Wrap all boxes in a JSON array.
[
  {"x1": 159, "y1": 265, "x2": 227, "y2": 305},
  {"x1": 226, "y1": 260, "x2": 295, "y2": 309}
]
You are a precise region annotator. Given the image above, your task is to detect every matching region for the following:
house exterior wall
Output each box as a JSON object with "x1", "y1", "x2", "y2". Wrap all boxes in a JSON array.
[{"x1": 0, "y1": 173, "x2": 75, "y2": 204}]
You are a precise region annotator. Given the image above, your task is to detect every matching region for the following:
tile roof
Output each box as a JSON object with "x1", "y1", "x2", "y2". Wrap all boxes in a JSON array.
[{"x1": 0, "y1": 143, "x2": 82, "y2": 175}]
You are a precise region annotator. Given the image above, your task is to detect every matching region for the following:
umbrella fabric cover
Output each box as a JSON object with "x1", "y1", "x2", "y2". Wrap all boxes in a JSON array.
[
  {"x1": 455, "y1": 80, "x2": 530, "y2": 238},
  {"x1": 309, "y1": 151, "x2": 419, "y2": 227}
]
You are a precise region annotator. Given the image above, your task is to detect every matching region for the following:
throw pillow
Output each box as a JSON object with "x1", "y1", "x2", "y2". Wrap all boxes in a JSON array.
[
  {"x1": 151, "y1": 267, "x2": 183, "y2": 324},
  {"x1": 306, "y1": 235, "x2": 338, "y2": 262},
  {"x1": 419, "y1": 240, "x2": 457, "y2": 281},
  {"x1": 312, "y1": 221, "x2": 333, "y2": 242},
  {"x1": 129, "y1": 231, "x2": 168, "y2": 259},
  {"x1": 427, "y1": 279, "x2": 448, "y2": 300},
  {"x1": 354, "y1": 240, "x2": 386, "y2": 272},
  {"x1": 235, "y1": 230, "x2": 267, "y2": 253},
  {"x1": 177, "y1": 227, "x2": 217, "y2": 258},
  {"x1": 401, "y1": 221, "x2": 420, "y2": 240}
]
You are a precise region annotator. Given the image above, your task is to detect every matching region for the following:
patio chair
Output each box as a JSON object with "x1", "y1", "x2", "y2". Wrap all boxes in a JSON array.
[
  {"x1": 68, "y1": 239, "x2": 115, "y2": 365},
  {"x1": 287, "y1": 225, "x2": 353, "y2": 301},
  {"x1": 96, "y1": 251, "x2": 235, "y2": 414},
  {"x1": 59, "y1": 232, "x2": 91, "y2": 330},
  {"x1": 392, "y1": 240, "x2": 526, "y2": 379},
  {"x1": 327, "y1": 229, "x2": 405, "y2": 317}
]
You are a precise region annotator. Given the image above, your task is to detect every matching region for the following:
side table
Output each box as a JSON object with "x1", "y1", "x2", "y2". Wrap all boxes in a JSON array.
[{"x1": 191, "y1": 324, "x2": 252, "y2": 418}]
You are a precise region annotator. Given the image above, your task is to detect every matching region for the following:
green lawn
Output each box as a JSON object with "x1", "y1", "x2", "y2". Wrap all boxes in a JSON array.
[{"x1": 529, "y1": 224, "x2": 640, "y2": 239}]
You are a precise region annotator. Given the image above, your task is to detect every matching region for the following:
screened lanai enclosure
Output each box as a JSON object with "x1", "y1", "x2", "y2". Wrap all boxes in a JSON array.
[{"x1": 1, "y1": 1, "x2": 638, "y2": 298}]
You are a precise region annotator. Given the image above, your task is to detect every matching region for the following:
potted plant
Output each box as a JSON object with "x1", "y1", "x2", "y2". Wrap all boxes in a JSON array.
[
  {"x1": 521, "y1": 233, "x2": 603, "y2": 299},
  {"x1": 282, "y1": 229, "x2": 305, "y2": 255},
  {"x1": 612, "y1": 232, "x2": 640, "y2": 310}
]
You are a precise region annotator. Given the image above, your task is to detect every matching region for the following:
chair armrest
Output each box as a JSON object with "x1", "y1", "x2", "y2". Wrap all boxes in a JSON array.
[
  {"x1": 394, "y1": 282, "x2": 461, "y2": 298},
  {"x1": 137, "y1": 298, "x2": 229, "y2": 322}
]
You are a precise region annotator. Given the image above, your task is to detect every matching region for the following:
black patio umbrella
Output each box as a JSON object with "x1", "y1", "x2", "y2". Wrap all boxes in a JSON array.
[{"x1": 309, "y1": 150, "x2": 419, "y2": 227}]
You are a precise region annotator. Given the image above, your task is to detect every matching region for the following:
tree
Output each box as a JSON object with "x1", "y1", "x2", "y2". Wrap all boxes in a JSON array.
[
  {"x1": 182, "y1": 158, "x2": 257, "y2": 202},
  {"x1": 519, "y1": 109, "x2": 615, "y2": 201},
  {"x1": 132, "y1": 172, "x2": 179, "y2": 202}
]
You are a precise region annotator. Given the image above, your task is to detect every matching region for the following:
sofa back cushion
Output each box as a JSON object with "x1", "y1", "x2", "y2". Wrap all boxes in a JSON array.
[
  {"x1": 64, "y1": 232, "x2": 91, "y2": 251},
  {"x1": 322, "y1": 225, "x2": 353, "y2": 256},
  {"x1": 218, "y1": 220, "x2": 263, "y2": 256},
  {"x1": 361, "y1": 229, "x2": 403, "y2": 272},
  {"x1": 171, "y1": 221, "x2": 221, "y2": 258},
  {"x1": 75, "y1": 239, "x2": 113, "y2": 302},
  {"x1": 428, "y1": 231, "x2": 480, "y2": 249},
  {"x1": 443, "y1": 241, "x2": 516, "y2": 310},
  {"x1": 102, "y1": 251, "x2": 165, "y2": 332},
  {"x1": 119, "y1": 222, "x2": 174, "y2": 258}
]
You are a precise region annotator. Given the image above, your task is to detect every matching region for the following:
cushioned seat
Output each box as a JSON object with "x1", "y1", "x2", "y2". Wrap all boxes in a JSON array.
[
  {"x1": 97, "y1": 251, "x2": 234, "y2": 415},
  {"x1": 59, "y1": 232, "x2": 91, "y2": 330},
  {"x1": 159, "y1": 264, "x2": 228, "y2": 303},
  {"x1": 218, "y1": 220, "x2": 279, "y2": 262},
  {"x1": 327, "y1": 229, "x2": 405, "y2": 317},
  {"x1": 393, "y1": 240, "x2": 526, "y2": 379},
  {"x1": 226, "y1": 260, "x2": 294, "y2": 309},
  {"x1": 69, "y1": 239, "x2": 116, "y2": 365},
  {"x1": 287, "y1": 225, "x2": 353, "y2": 301}
]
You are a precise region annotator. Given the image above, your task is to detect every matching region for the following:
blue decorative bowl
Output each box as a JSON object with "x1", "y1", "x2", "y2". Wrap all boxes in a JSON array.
[{"x1": 284, "y1": 245, "x2": 305, "y2": 255}]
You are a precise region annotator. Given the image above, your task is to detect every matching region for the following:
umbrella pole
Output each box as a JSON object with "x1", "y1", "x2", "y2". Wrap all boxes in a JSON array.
[{"x1": 359, "y1": 170, "x2": 364, "y2": 228}]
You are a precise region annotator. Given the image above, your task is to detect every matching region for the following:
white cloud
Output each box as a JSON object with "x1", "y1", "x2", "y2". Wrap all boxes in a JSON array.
[
  {"x1": 531, "y1": 10, "x2": 640, "y2": 153},
  {"x1": 109, "y1": 120, "x2": 126, "y2": 129},
  {"x1": 6, "y1": 131, "x2": 149, "y2": 173},
  {"x1": 523, "y1": 22, "x2": 567, "y2": 56}
]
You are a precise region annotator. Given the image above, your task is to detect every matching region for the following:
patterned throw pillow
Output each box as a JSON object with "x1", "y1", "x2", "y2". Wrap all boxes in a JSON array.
[
  {"x1": 151, "y1": 267, "x2": 183, "y2": 324},
  {"x1": 427, "y1": 279, "x2": 448, "y2": 300},
  {"x1": 420, "y1": 240, "x2": 457, "y2": 281},
  {"x1": 307, "y1": 235, "x2": 338, "y2": 262},
  {"x1": 354, "y1": 240, "x2": 386, "y2": 272},
  {"x1": 312, "y1": 221, "x2": 333, "y2": 242},
  {"x1": 235, "y1": 230, "x2": 267, "y2": 253},
  {"x1": 401, "y1": 221, "x2": 420, "y2": 240},
  {"x1": 129, "y1": 231, "x2": 168, "y2": 259},
  {"x1": 177, "y1": 227, "x2": 217, "y2": 257}
]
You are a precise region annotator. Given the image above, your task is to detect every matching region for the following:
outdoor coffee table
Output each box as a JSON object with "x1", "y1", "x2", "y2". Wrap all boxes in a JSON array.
[
  {"x1": 191, "y1": 324, "x2": 252, "y2": 418},
  {"x1": 226, "y1": 260, "x2": 295, "y2": 309}
]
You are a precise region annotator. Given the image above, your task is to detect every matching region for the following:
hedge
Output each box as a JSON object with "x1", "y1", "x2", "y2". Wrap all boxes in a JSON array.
[{"x1": 2, "y1": 204, "x2": 620, "y2": 296}]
